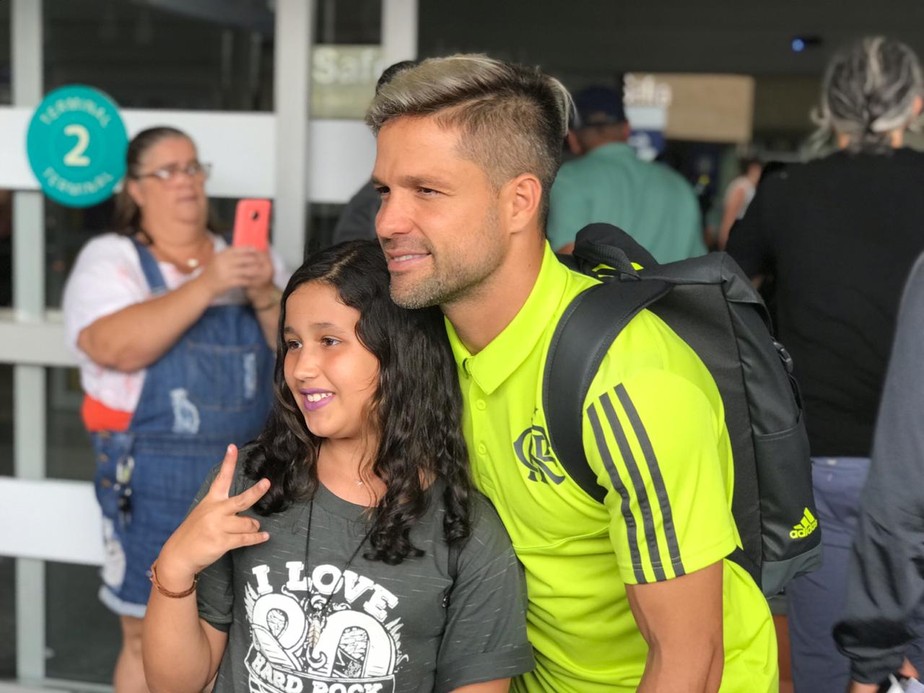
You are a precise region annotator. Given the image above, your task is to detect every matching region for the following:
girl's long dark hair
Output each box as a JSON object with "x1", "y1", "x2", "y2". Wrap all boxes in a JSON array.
[{"x1": 244, "y1": 240, "x2": 474, "y2": 563}]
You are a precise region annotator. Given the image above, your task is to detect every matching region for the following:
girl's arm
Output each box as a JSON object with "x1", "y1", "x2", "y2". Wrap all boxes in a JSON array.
[
  {"x1": 143, "y1": 581, "x2": 228, "y2": 692},
  {"x1": 142, "y1": 445, "x2": 271, "y2": 691}
]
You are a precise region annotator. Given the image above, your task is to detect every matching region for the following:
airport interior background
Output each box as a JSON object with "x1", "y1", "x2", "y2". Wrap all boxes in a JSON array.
[{"x1": 4, "y1": 0, "x2": 924, "y2": 690}]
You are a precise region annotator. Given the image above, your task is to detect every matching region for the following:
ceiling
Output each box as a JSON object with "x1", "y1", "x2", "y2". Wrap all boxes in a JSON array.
[
  {"x1": 418, "y1": 0, "x2": 924, "y2": 81},
  {"x1": 7, "y1": 0, "x2": 923, "y2": 137}
]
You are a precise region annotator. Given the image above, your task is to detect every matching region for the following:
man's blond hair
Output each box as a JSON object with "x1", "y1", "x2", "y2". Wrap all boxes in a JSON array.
[{"x1": 366, "y1": 54, "x2": 572, "y2": 225}]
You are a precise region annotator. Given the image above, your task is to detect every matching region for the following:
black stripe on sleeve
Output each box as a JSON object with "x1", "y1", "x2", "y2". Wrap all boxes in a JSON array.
[
  {"x1": 598, "y1": 391, "x2": 666, "y2": 581},
  {"x1": 615, "y1": 384, "x2": 685, "y2": 577},
  {"x1": 587, "y1": 401, "x2": 647, "y2": 584}
]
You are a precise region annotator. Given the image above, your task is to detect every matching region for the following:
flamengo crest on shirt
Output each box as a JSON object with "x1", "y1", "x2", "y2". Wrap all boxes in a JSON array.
[{"x1": 513, "y1": 425, "x2": 565, "y2": 485}]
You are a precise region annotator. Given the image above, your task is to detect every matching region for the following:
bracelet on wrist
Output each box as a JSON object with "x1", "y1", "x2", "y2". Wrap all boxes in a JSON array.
[{"x1": 148, "y1": 561, "x2": 197, "y2": 599}]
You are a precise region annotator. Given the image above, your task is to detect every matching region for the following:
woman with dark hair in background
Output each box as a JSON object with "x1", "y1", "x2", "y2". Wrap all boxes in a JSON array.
[
  {"x1": 727, "y1": 36, "x2": 924, "y2": 692},
  {"x1": 62, "y1": 126, "x2": 288, "y2": 691},
  {"x1": 142, "y1": 240, "x2": 533, "y2": 693}
]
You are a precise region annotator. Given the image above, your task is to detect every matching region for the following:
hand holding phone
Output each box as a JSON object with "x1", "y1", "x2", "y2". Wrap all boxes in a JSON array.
[{"x1": 232, "y1": 199, "x2": 272, "y2": 251}]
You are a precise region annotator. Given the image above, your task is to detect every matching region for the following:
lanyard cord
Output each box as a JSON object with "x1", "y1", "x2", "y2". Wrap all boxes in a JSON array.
[{"x1": 304, "y1": 497, "x2": 374, "y2": 618}]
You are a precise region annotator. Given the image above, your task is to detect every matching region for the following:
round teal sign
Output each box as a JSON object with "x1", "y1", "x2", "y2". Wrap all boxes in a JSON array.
[{"x1": 26, "y1": 85, "x2": 129, "y2": 208}]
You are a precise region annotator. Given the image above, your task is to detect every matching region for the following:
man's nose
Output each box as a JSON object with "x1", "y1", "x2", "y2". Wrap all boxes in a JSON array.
[{"x1": 375, "y1": 193, "x2": 412, "y2": 240}]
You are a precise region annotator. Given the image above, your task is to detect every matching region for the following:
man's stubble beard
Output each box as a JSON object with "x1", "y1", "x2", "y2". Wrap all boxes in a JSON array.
[{"x1": 388, "y1": 210, "x2": 504, "y2": 310}]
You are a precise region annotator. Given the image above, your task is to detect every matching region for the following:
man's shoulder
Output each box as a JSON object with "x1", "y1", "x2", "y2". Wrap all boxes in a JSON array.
[
  {"x1": 554, "y1": 154, "x2": 595, "y2": 184},
  {"x1": 643, "y1": 159, "x2": 697, "y2": 195},
  {"x1": 593, "y1": 307, "x2": 720, "y2": 404}
]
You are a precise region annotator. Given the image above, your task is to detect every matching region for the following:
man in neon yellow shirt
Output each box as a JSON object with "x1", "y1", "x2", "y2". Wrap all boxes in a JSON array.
[{"x1": 366, "y1": 54, "x2": 777, "y2": 692}]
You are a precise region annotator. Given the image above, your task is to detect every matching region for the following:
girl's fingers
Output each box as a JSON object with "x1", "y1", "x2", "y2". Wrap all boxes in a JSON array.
[
  {"x1": 232, "y1": 478, "x2": 270, "y2": 512},
  {"x1": 232, "y1": 531, "x2": 270, "y2": 549},
  {"x1": 209, "y1": 444, "x2": 238, "y2": 499},
  {"x1": 223, "y1": 514, "x2": 263, "y2": 535}
]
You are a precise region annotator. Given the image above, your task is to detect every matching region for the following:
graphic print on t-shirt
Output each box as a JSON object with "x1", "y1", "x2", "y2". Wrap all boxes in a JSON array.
[{"x1": 243, "y1": 560, "x2": 404, "y2": 693}]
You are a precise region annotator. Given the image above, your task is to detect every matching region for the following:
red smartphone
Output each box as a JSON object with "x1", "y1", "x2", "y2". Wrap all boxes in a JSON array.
[{"x1": 232, "y1": 198, "x2": 272, "y2": 251}]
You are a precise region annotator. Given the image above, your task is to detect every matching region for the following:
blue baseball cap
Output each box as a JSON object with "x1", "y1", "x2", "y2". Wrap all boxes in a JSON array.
[{"x1": 573, "y1": 85, "x2": 627, "y2": 128}]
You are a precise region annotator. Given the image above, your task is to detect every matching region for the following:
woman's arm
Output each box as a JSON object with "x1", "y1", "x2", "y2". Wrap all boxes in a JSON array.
[
  {"x1": 142, "y1": 445, "x2": 271, "y2": 691},
  {"x1": 78, "y1": 273, "x2": 214, "y2": 371},
  {"x1": 79, "y1": 246, "x2": 277, "y2": 371},
  {"x1": 243, "y1": 249, "x2": 283, "y2": 346}
]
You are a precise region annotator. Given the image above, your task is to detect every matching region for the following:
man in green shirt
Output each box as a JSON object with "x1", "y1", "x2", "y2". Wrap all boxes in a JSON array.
[
  {"x1": 547, "y1": 85, "x2": 706, "y2": 262},
  {"x1": 365, "y1": 54, "x2": 777, "y2": 692}
]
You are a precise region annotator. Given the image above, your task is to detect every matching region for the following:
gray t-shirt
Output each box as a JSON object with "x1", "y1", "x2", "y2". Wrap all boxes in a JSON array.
[{"x1": 196, "y1": 457, "x2": 534, "y2": 693}]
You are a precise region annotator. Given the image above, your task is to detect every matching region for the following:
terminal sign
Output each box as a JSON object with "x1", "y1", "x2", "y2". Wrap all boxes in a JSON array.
[{"x1": 26, "y1": 85, "x2": 128, "y2": 207}]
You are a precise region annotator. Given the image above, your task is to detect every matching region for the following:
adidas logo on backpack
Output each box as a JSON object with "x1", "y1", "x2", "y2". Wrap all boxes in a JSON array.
[
  {"x1": 545, "y1": 223, "x2": 822, "y2": 597},
  {"x1": 790, "y1": 508, "x2": 818, "y2": 539}
]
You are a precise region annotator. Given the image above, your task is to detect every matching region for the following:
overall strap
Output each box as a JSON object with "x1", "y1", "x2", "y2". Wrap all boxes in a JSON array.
[
  {"x1": 130, "y1": 237, "x2": 168, "y2": 295},
  {"x1": 543, "y1": 278, "x2": 672, "y2": 501}
]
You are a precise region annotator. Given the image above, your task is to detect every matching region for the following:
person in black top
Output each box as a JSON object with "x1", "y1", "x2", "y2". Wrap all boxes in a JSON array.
[{"x1": 727, "y1": 35, "x2": 924, "y2": 693}]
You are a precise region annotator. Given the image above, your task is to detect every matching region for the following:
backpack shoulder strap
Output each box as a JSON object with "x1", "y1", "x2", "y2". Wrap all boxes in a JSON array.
[{"x1": 544, "y1": 278, "x2": 672, "y2": 501}]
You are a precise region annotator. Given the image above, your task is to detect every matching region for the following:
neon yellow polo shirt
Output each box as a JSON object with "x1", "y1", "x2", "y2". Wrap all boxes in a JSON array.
[{"x1": 446, "y1": 244, "x2": 777, "y2": 692}]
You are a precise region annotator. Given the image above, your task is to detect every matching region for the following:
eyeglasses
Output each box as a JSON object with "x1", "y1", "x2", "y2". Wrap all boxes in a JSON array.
[{"x1": 135, "y1": 161, "x2": 212, "y2": 182}]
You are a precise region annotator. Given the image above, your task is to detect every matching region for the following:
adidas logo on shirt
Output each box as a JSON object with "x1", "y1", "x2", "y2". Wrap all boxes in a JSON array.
[{"x1": 789, "y1": 508, "x2": 818, "y2": 539}]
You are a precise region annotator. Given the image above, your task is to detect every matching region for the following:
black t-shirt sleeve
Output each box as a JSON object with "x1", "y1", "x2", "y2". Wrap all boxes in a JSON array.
[{"x1": 434, "y1": 495, "x2": 535, "y2": 691}]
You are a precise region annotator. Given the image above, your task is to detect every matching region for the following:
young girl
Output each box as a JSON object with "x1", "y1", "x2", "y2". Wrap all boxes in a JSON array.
[{"x1": 142, "y1": 240, "x2": 534, "y2": 693}]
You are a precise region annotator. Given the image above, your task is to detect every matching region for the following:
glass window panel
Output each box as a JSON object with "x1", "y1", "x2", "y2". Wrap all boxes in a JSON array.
[
  {"x1": 0, "y1": 190, "x2": 11, "y2": 308},
  {"x1": 311, "y1": 0, "x2": 382, "y2": 119},
  {"x1": 309, "y1": 202, "x2": 346, "y2": 254},
  {"x1": 44, "y1": 0, "x2": 274, "y2": 111},
  {"x1": 0, "y1": 364, "x2": 11, "y2": 477},
  {"x1": 47, "y1": 367, "x2": 93, "y2": 481},
  {"x1": 45, "y1": 561, "x2": 119, "y2": 685},
  {"x1": 45, "y1": 198, "x2": 109, "y2": 310},
  {"x1": 0, "y1": 0, "x2": 8, "y2": 310},
  {"x1": 315, "y1": 0, "x2": 381, "y2": 44},
  {"x1": 44, "y1": 367, "x2": 118, "y2": 683},
  {"x1": 0, "y1": 556, "x2": 13, "y2": 679},
  {"x1": 0, "y1": 0, "x2": 9, "y2": 105}
]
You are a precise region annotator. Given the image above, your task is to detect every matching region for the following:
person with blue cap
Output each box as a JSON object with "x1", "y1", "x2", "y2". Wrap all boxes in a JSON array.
[{"x1": 547, "y1": 84, "x2": 706, "y2": 263}]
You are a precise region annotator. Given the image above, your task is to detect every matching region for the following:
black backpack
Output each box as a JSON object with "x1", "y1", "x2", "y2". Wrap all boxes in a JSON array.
[{"x1": 545, "y1": 223, "x2": 821, "y2": 597}]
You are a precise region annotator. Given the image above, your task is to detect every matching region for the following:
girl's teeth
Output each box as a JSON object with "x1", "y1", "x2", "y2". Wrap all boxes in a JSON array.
[{"x1": 306, "y1": 393, "x2": 331, "y2": 402}]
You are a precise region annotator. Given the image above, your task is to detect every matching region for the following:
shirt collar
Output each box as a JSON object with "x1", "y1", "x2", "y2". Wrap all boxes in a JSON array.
[{"x1": 446, "y1": 243, "x2": 576, "y2": 395}]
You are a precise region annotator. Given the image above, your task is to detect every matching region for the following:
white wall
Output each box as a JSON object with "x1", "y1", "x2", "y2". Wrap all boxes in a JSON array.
[{"x1": 0, "y1": 107, "x2": 375, "y2": 203}]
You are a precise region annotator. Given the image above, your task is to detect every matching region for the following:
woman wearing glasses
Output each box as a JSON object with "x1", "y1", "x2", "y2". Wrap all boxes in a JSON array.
[{"x1": 62, "y1": 126, "x2": 287, "y2": 692}]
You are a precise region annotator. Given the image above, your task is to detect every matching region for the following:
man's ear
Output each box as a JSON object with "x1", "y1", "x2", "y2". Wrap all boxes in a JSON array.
[{"x1": 504, "y1": 173, "x2": 543, "y2": 234}]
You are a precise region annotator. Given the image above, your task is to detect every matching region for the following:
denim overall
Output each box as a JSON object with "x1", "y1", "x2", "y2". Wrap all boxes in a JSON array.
[{"x1": 91, "y1": 239, "x2": 274, "y2": 616}]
